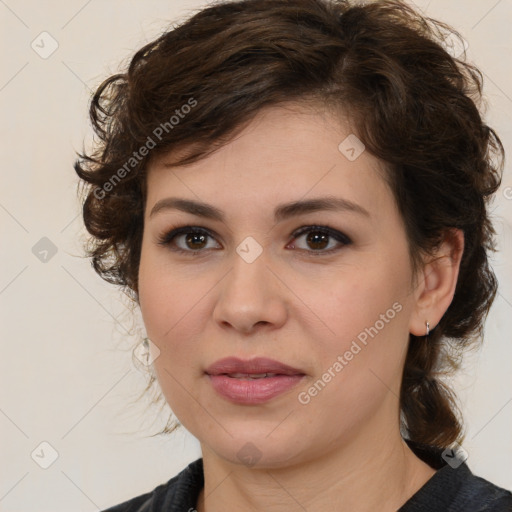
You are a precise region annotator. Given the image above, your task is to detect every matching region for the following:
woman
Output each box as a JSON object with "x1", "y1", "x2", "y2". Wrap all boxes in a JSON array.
[{"x1": 75, "y1": 0, "x2": 512, "y2": 510}]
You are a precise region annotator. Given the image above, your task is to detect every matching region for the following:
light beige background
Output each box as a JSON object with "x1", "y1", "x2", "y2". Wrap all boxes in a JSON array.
[{"x1": 1, "y1": 1, "x2": 511, "y2": 510}]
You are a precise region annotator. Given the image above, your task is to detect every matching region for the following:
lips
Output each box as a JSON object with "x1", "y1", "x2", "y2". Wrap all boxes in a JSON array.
[
  {"x1": 205, "y1": 357, "x2": 304, "y2": 377},
  {"x1": 205, "y1": 357, "x2": 306, "y2": 404}
]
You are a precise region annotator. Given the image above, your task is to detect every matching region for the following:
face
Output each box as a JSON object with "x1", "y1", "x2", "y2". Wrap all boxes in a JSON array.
[{"x1": 138, "y1": 104, "x2": 420, "y2": 469}]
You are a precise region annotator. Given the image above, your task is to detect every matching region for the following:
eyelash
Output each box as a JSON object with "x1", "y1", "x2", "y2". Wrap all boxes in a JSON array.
[{"x1": 156, "y1": 224, "x2": 352, "y2": 257}]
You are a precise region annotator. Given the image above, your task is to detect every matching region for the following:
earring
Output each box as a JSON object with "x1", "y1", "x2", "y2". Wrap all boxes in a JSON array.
[{"x1": 426, "y1": 321, "x2": 430, "y2": 337}]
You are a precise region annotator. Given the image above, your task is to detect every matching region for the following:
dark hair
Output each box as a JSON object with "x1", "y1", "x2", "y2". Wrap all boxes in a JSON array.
[{"x1": 74, "y1": 0, "x2": 504, "y2": 447}]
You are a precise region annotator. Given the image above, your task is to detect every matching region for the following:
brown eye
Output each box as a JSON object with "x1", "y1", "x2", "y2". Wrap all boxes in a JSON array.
[
  {"x1": 289, "y1": 225, "x2": 352, "y2": 255},
  {"x1": 184, "y1": 232, "x2": 208, "y2": 250},
  {"x1": 305, "y1": 231, "x2": 330, "y2": 250},
  {"x1": 157, "y1": 226, "x2": 221, "y2": 254}
]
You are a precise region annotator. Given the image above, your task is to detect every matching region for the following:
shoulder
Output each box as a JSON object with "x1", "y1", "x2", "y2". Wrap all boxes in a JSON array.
[
  {"x1": 406, "y1": 464, "x2": 512, "y2": 511},
  {"x1": 100, "y1": 458, "x2": 204, "y2": 512},
  {"x1": 402, "y1": 441, "x2": 512, "y2": 511},
  {"x1": 457, "y1": 471, "x2": 512, "y2": 511}
]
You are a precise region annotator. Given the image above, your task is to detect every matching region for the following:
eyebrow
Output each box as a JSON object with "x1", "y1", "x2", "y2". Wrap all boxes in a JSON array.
[{"x1": 149, "y1": 196, "x2": 370, "y2": 222}]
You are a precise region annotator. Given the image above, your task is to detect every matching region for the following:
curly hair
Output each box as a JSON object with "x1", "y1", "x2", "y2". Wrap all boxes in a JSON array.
[{"x1": 74, "y1": 0, "x2": 504, "y2": 447}]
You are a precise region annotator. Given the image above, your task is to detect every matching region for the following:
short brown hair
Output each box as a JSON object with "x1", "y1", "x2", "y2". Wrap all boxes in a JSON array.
[{"x1": 74, "y1": 0, "x2": 504, "y2": 447}]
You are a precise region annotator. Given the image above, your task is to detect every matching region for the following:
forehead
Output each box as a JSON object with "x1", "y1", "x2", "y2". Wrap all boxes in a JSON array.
[{"x1": 145, "y1": 104, "x2": 393, "y2": 220}]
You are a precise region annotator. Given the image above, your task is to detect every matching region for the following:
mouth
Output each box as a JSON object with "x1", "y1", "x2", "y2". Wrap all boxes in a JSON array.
[
  {"x1": 221, "y1": 373, "x2": 284, "y2": 379},
  {"x1": 205, "y1": 357, "x2": 306, "y2": 404},
  {"x1": 205, "y1": 356, "x2": 305, "y2": 377}
]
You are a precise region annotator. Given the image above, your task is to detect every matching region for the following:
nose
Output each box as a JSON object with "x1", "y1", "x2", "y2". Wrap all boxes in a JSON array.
[{"x1": 212, "y1": 247, "x2": 288, "y2": 335}]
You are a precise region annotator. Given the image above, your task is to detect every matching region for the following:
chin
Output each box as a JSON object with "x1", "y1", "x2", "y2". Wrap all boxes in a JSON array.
[{"x1": 201, "y1": 429, "x2": 309, "y2": 470}]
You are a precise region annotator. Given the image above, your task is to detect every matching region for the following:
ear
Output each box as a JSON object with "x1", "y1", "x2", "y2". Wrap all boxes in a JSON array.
[{"x1": 409, "y1": 229, "x2": 464, "y2": 336}]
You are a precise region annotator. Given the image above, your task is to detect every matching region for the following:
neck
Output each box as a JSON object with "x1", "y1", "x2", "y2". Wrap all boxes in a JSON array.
[{"x1": 196, "y1": 426, "x2": 436, "y2": 512}]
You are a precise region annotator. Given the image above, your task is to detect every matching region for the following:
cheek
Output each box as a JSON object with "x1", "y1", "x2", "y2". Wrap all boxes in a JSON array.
[
  {"x1": 138, "y1": 258, "x2": 208, "y2": 421},
  {"x1": 303, "y1": 265, "x2": 411, "y2": 394},
  {"x1": 297, "y1": 295, "x2": 409, "y2": 442},
  {"x1": 305, "y1": 257, "x2": 409, "y2": 342},
  {"x1": 137, "y1": 249, "x2": 215, "y2": 395},
  {"x1": 138, "y1": 242, "x2": 207, "y2": 338}
]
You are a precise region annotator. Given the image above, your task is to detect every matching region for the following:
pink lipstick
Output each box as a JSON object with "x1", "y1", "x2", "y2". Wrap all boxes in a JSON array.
[{"x1": 205, "y1": 357, "x2": 305, "y2": 405}]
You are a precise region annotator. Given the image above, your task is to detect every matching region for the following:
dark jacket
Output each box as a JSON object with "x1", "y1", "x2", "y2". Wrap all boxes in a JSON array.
[{"x1": 102, "y1": 441, "x2": 512, "y2": 511}]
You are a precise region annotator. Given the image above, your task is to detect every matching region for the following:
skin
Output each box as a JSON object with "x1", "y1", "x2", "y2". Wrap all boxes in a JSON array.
[{"x1": 138, "y1": 103, "x2": 464, "y2": 511}]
